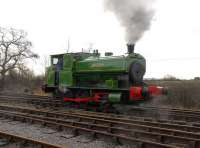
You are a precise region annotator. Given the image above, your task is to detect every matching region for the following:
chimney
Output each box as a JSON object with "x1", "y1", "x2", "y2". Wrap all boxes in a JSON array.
[{"x1": 127, "y1": 44, "x2": 135, "y2": 54}]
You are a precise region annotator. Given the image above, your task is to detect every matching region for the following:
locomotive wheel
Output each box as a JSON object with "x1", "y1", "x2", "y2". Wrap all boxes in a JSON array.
[{"x1": 129, "y1": 62, "x2": 145, "y2": 85}]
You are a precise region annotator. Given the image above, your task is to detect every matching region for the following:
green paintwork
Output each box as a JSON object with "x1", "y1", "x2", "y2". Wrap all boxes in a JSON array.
[
  {"x1": 47, "y1": 70, "x2": 55, "y2": 85},
  {"x1": 75, "y1": 53, "x2": 145, "y2": 73},
  {"x1": 108, "y1": 93, "x2": 121, "y2": 103},
  {"x1": 59, "y1": 71, "x2": 73, "y2": 86},
  {"x1": 105, "y1": 79, "x2": 118, "y2": 89},
  {"x1": 45, "y1": 51, "x2": 146, "y2": 90},
  {"x1": 76, "y1": 56, "x2": 126, "y2": 73},
  {"x1": 63, "y1": 54, "x2": 74, "y2": 70},
  {"x1": 57, "y1": 54, "x2": 74, "y2": 86}
]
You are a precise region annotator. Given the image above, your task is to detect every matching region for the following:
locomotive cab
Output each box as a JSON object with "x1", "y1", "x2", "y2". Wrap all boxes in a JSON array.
[{"x1": 51, "y1": 54, "x2": 64, "y2": 86}]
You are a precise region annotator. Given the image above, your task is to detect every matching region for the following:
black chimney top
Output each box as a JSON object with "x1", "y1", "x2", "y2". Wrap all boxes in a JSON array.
[{"x1": 127, "y1": 44, "x2": 135, "y2": 54}]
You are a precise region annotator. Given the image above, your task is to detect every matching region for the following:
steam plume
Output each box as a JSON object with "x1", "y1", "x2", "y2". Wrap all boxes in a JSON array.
[{"x1": 104, "y1": 0, "x2": 155, "y2": 43}]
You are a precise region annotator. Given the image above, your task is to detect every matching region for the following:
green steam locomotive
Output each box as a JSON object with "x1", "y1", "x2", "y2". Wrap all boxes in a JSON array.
[{"x1": 42, "y1": 44, "x2": 166, "y2": 107}]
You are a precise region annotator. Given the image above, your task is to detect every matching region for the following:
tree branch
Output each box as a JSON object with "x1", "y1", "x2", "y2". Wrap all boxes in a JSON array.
[{"x1": 0, "y1": 27, "x2": 38, "y2": 79}]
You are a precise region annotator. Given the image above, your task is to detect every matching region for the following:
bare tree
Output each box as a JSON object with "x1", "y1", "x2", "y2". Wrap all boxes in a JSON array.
[{"x1": 0, "y1": 27, "x2": 38, "y2": 90}]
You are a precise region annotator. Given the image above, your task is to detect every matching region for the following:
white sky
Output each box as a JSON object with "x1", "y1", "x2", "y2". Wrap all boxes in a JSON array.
[{"x1": 0, "y1": 0, "x2": 200, "y2": 79}]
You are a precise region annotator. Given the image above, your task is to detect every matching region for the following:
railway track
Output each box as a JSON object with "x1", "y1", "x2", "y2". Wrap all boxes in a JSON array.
[
  {"x1": 0, "y1": 92, "x2": 50, "y2": 99},
  {"x1": 1, "y1": 93, "x2": 200, "y2": 123},
  {"x1": 0, "y1": 94, "x2": 63, "y2": 107},
  {"x1": 0, "y1": 130, "x2": 61, "y2": 148},
  {"x1": 0, "y1": 104, "x2": 199, "y2": 147},
  {"x1": 1, "y1": 94, "x2": 200, "y2": 147},
  {"x1": 120, "y1": 105, "x2": 200, "y2": 123}
]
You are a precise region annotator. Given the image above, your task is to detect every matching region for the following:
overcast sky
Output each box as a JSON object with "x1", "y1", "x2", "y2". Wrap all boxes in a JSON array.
[{"x1": 0, "y1": 0, "x2": 200, "y2": 79}]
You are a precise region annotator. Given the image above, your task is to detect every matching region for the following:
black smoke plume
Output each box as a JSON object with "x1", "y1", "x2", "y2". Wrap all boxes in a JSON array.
[{"x1": 104, "y1": 0, "x2": 155, "y2": 43}]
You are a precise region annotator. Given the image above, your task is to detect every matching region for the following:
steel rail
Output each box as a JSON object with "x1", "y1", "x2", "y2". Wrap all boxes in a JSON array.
[
  {"x1": 0, "y1": 94, "x2": 50, "y2": 99},
  {"x1": 2, "y1": 94, "x2": 200, "y2": 114},
  {"x1": 131, "y1": 106, "x2": 200, "y2": 115},
  {"x1": 0, "y1": 105, "x2": 199, "y2": 140},
  {"x1": 0, "y1": 96, "x2": 63, "y2": 107},
  {"x1": 124, "y1": 106, "x2": 200, "y2": 117},
  {"x1": 61, "y1": 109, "x2": 200, "y2": 127},
  {"x1": 1, "y1": 94, "x2": 200, "y2": 118},
  {"x1": 1, "y1": 94, "x2": 200, "y2": 126},
  {"x1": 14, "y1": 110, "x2": 200, "y2": 148},
  {"x1": 63, "y1": 106, "x2": 200, "y2": 123},
  {"x1": 0, "y1": 95, "x2": 55, "y2": 101},
  {"x1": 0, "y1": 103, "x2": 199, "y2": 135},
  {"x1": 1, "y1": 104, "x2": 200, "y2": 134},
  {"x1": 0, "y1": 109, "x2": 188, "y2": 148},
  {"x1": 1, "y1": 93, "x2": 200, "y2": 114}
]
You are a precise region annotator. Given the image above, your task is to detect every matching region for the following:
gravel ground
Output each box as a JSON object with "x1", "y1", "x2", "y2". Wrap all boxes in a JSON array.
[
  {"x1": 0, "y1": 102, "x2": 133, "y2": 148},
  {"x1": 0, "y1": 119, "x2": 134, "y2": 148}
]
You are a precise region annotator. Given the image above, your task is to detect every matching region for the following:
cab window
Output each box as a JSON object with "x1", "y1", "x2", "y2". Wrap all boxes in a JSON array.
[
  {"x1": 53, "y1": 58, "x2": 58, "y2": 65},
  {"x1": 51, "y1": 56, "x2": 63, "y2": 71}
]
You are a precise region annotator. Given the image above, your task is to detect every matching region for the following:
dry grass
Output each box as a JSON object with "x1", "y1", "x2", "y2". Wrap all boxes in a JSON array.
[{"x1": 145, "y1": 80, "x2": 200, "y2": 109}]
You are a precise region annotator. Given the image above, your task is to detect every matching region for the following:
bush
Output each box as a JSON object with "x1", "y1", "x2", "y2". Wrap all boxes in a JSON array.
[
  {"x1": 146, "y1": 80, "x2": 200, "y2": 109},
  {"x1": 3, "y1": 67, "x2": 44, "y2": 94}
]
